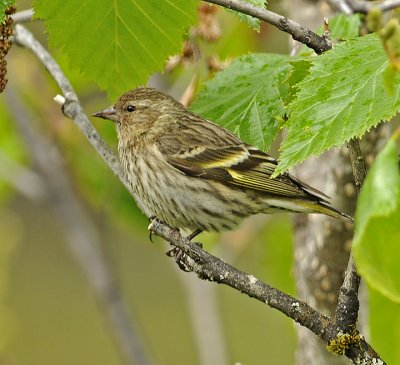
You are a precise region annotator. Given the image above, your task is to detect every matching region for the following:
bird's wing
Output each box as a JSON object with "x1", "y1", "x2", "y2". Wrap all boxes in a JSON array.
[{"x1": 158, "y1": 133, "x2": 328, "y2": 200}]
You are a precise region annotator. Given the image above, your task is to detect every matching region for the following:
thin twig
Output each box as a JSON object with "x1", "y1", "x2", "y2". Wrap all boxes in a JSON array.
[
  {"x1": 205, "y1": 0, "x2": 331, "y2": 54},
  {"x1": 334, "y1": 139, "x2": 367, "y2": 333}
]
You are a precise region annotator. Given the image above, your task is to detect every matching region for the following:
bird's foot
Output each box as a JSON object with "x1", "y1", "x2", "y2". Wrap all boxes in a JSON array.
[
  {"x1": 166, "y1": 239, "x2": 203, "y2": 272},
  {"x1": 166, "y1": 247, "x2": 192, "y2": 271},
  {"x1": 166, "y1": 244, "x2": 202, "y2": 272},
  {"x1": 148, "y1": 219, "x2": 203, "y2": 271}
]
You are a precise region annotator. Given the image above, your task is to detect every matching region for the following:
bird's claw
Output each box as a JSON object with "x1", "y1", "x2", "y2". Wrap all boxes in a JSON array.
[
  {"x1": 147, "y1": 216, "x2": 158, "y2": 243},
  {"x1": 166, "y1": 247, "x2": 192, "y2": 272},
  {"x1": 166, "y1": 241, "x2": 203, "y2": 272}
]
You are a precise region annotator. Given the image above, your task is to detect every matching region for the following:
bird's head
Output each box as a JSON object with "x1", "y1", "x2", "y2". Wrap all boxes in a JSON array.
[{"x1": 93, "y1": 87, "x2": 185, "y2": 141}]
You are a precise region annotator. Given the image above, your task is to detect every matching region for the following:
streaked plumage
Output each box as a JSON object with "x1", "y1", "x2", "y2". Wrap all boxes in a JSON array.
[{"x1": 93, "y1": 88, "x2": 352, "y2": 235}]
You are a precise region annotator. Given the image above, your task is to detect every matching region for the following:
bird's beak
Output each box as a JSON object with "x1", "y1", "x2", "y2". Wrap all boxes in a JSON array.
[{"x1": 92, "y1": 107, "x2": 119, "y2": 122}]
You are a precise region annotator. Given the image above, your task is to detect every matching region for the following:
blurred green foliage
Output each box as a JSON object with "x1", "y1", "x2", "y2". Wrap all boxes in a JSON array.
[{"x1": 0, "y1": 98, "x2": 27, "y2": 200}]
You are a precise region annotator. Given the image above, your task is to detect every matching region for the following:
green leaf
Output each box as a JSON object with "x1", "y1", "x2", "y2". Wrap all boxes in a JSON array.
[
  {"x1": 33, "y1": 0, "x2": 198, "y2": 99},
  {"x1": 225, "y1": 0, "x2": 265, "y2": 32},
  {"x1": 275, "y1": 34, "x2": 400, "y2": 175},
  {"x1": 369, "y1": 286, "x2": 400, "y2": 364},
  {"x1": 329, "y1": 13, "x2": 361, "y2": 40},
  {"x1": 353, "y1": 134, "x2": 400, "y2": 302},
  {"x1": 285, "y1": 59, "x2": 312, "y2": 105},
  {"x1": 191, "y1": 53, "x2": 292, "y2": 151},
  {"x1": 0, "y1": 0, "x2": 14, "y2": 23}
]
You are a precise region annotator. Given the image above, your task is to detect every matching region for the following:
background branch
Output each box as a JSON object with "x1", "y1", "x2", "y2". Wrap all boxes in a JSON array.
[
  {"x1": 4, "y1": 83, "x2": 154, "y2": 365},
  {"x1": 12, "y1": 9, "x2": 34, "y2": 23},
  {"x1": 0, "y1": 150, "x2": 46, "y2": 200},
  {"x1": 172, "y1": 260, "x2": 229, "y2": 365},
  {"x1": 327, "y1": 0, "x2": 354, "y2": 15},
  {"x1": 345, "y1": 0, "x2": 400, "y2": 13}
]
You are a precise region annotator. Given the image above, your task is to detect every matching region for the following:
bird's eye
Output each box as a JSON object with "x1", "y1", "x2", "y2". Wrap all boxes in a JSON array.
[{"x1": 126, "y1": 105, "x2": 136, "y2": 112}]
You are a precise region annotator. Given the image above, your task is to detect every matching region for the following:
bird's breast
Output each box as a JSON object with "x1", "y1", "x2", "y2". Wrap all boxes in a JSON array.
[{"x1": 117, "y1": 143, "x2": 261, "y2": 232}]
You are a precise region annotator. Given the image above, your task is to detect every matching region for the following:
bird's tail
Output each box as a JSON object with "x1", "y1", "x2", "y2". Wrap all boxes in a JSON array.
[
  {"x1": 264, "y1": 197, "x2": 353, "y2": 223},
  {"x1": 292, "y1": 199, "x2": 353, "y2": 223}
]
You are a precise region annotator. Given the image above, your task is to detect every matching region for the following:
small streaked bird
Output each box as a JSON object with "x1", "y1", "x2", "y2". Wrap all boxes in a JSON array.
[{"x1": 93, "y1": 88, "x2": 352, "y2": 239}]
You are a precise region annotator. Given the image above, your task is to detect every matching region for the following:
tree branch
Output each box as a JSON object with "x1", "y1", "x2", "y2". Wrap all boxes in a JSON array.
[
  {"x1": 148, "y1": 219, "x2": 383, "y2": 365},
  {"x1": 205, "y1": 0, "x2": 331, "y2": 54},
  {"x1": 333, "y1": 139, "x2": 367, "y2": 334}
]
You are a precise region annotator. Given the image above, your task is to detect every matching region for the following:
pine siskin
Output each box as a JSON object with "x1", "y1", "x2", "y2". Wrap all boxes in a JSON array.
[{"x1": 93, "y1": 88, "x2": 352, "y2": 239}]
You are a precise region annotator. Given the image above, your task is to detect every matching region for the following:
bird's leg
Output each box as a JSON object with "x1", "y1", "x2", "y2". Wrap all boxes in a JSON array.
[{"x1": 187, "y1": 228, "x2": 203, "y2": 241}]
